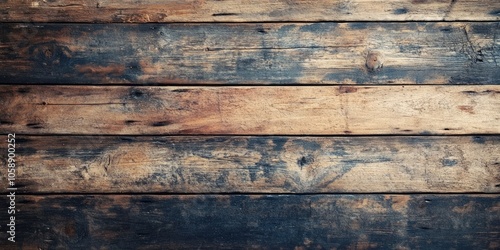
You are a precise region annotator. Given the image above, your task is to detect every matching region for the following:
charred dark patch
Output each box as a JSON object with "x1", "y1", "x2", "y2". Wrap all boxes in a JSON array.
[
  {"x1": 256, "y1": 27, "x2": 267, "y2": 34},
  {"x1": 18, "y1": 147, "x2": 37, "y2": 156},
  {"x1": 124, "y1": 62, "x2": 142, "y2": 81},
  {"x1": 129, "y1": 88, "x2": 146, "y2": 99},
  {"x1": 489, "y1": 9, "x2": 500, "y2": 16},
  {"x1": 26, "y1": 123, "x2": 43, "y2": 129},
  {"x1": 5, "y1": 195, "x2": 500, "y2": 249},
  {"x1": 272, "y1": 137, "x2": 288, "y2": 151},
  {"x1": 343, "y1": 130, "x2": 352, "y2": 134},
  {"x1": 151, "y1": 121, "x2": 171, "y2": 127},
  {"x1": 29, "y1": 41, "x2": 72, "y2": 67},
  {"x1": 119, "y1": 137, "x2": 135, "y2": 142},
  {"x1": 212, "y1": 13, "x2": 238, "y2": 16},
  {"x1": 393, "y1": 8, "x2": 408, "y2": 15}
]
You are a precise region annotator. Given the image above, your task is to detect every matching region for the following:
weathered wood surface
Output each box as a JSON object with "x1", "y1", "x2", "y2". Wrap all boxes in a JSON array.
[
  {"x1": 1, "y1": 0, "x2": 499, "y2": 23},
  {"x1": 0, "y1": 195, "x2": 498, "y2": 249},
  {"x1": 1, "y1": 85, "x2": 499, "y2": 135},
  {"x1": 1, "y1": 22, "x2": 499, "y2": 84},
  {"x1": 1, "y1": 136, "x2": 499, "y2": 193}
]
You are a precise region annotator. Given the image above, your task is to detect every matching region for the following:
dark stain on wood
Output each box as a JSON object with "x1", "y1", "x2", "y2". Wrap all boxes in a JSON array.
[
  {"x1": 339, "y1": 86, "x2": 358, "y2": 94},
  {"x1": 212, "y1": 13, "x2": 239, "y2": 17},
  {"x1": 1, "y1": 23, "x2": 499, "y2": 84},
  {"x1": 0, "y1": 195, "x2": 497, "y2": 249},
  {"x1": 473, "y1": 136, "x2": 486, "y2": 144},
  {"x1": 151, "y1": 121, "x2": 171, "y2": 127},
  {"x1": 442, "y1": 158, "x2": 458, "y2": 166},
  {"x1": 393, "y1": 8, "x2": 408, "y2": 15},
  {"x1": 489, "y1": 9, "x2": 500, "y2": 16}
]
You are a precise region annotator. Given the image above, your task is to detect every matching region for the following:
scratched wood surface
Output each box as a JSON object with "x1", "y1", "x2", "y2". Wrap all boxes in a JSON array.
[
  {"x1": 0, "y1": 136, "x2": 498, "y2": 193},
  {"x1": 1, "y1": 22, "x2": 499, "y2": 84},
  {"x1": 1, "y1": 85, "x2": 499, "y2": 135},
  {"x1": 1, "y1": 0, "x2": 500, "y2": 22},
  {"x1": 1, "y1": 0, "x2": 499, "y2": 248},
  {"x1": 0, "y1": 195, "x2": 498, "y2": 249}
]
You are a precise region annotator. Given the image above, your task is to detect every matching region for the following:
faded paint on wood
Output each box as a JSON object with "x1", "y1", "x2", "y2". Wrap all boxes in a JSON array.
[
  {"x1": 0, "y1": 85, "x2": 499, "y2": 135},
  {"x1": 0, "y1": 195, "x2": 498, "y2": 249},
  {"x1": 1, "y1": 136, "x2": 499, "y2": 193},
  {"x1": 1, "y1": 22, "x2": 499, "y2": 84},
  {"x1": 1, "y1": 0, "x2": 499, "y2": 22}
]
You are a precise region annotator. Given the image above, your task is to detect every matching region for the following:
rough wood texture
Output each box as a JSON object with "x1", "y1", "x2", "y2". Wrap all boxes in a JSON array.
[
  {"x1": 1, "y1": 0, "x2": 499, "y2": 22},
  {"x1": 1, "y1": 85, "x2": 499, "y2": 135},
  {"x1": 0, "y1": 195, "x2": 498, "y2": 249},
  {"x1": 1, "y1": 22, "x2": 499, "y2": 84},
  {"x1": 1, "y1": 136, "x2": 499, "y2": 193}
]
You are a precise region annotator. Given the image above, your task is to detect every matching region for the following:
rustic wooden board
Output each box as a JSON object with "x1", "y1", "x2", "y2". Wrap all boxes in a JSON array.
[
  {"x1": 1, "y1": 0, "x2": 499, "y2": 22},
  {"x1": 1, "y1": 85, "x2": 499, "y2": 135},
  {"x1": 0, "y1": 195, "x2": 498, "y2": 249},
  {"x1": 1, "y1": 22, "x2": 499, "y2": 84},
  {"x1": 1, "y1": 136, "x2": 499, "y2": 193}
]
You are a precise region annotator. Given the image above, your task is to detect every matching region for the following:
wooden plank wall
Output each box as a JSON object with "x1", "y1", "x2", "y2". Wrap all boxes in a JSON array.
[{"x1": 0, "y1": 1, "x2": 499, "y2": 249}]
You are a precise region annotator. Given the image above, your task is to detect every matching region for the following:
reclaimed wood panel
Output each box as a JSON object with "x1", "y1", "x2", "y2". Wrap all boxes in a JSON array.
[
  {"x1": 1, "y1": 85, "x2": 499, "y2": 135},
  {"x1": 0, "y1": 195, "x2": 498, "y2": 249},
  {"x1": 1, "y1": 0, "x2": 500, "y2": 23},
  {"x1": 1, "y1": 22, "x2": 499, "y2": 84},
  {"x1": 1, "y1": 136, "x2": 499, "y2": 193}
]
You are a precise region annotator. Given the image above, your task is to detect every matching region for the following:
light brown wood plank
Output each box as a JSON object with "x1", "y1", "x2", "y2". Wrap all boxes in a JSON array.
[
  {"x1": 0, "y1": 85, "x2": 499, "y2": 135},
  {"x1": 1, "y1": 0, "x2": 499, "y2": 22},
  {"x1": 0, "y1": 195, "x2": 498, "y2": 249},
  {"x1": 1, "y1": 22, "x2": 499, "y2": 84},
  {"x1": 1, "y1": 136, "x2": 498, "y2": 193}
]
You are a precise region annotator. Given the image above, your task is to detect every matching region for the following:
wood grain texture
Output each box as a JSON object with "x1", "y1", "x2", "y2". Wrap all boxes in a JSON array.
[
  {"x1": 1, "y1": 85, "x2": 499, "y2": 135},
  {"x1": 0, "y1": 195, "x2": 498, "y2": 249},
  {"x1": 1, "y1": 136, "x2": 499, "y2": 193},
  {"x1": 1, "y1": 0, "x2": 499, "y2": 22},
  {"x1": 1, "y1": 22, "x2": 499, "y2": 84}
]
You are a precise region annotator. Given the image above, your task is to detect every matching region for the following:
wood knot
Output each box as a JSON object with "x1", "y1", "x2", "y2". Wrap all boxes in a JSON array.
[{"x1": 365, "y1": 51, "x2": 384, "y2": 71}]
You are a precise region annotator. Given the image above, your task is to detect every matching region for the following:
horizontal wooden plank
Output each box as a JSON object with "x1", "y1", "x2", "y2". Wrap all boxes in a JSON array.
[
  {"x1": 1, "y1": 0, "x2": 499, "y2": 22},
  {"x1": 0, "y1": 85, "x2": 499, "y2": 135},
  {"x1": 1, "y1": 22, "x2": 499, "y2": 84},
  {"x1": 0, "y1": 195, "x2": 498, "y2": 249},
  {"x1": 1, "y1": 136, "x2": 499, "y2": 193}
]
